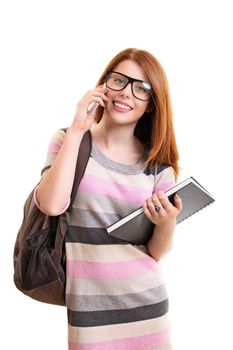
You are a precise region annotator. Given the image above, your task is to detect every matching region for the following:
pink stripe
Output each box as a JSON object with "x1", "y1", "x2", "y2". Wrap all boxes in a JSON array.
[
  {"x1": 47, "y1": 140, "x2": 62, "y2": 154},
  {"x1": 78, "y1": 175, "x2": 152, "y2": 206},
  {"x1": 153, "y1": 182, "x2": 174, "y2": 194},
  {"x1": 67, "y1": 257, "x2": 157, "y2": 280},
  {"x1": 69, "y1": 328, "x2": 170, "y2": 350}
]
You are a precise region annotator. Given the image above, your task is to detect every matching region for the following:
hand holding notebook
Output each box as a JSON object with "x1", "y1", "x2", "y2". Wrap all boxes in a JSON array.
[{"x1": 107, "y1": 177, "x2": 215, "y2": 245}]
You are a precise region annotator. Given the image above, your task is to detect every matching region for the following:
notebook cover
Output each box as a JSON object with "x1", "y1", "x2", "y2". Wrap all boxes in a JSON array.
[{"x1": 107, "y1": 177, "x2": 215, "y2": 245}]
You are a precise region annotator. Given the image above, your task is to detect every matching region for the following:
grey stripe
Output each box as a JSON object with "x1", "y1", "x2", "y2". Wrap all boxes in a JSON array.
[
  {"x1": 66, "y1": 285, "x2": 167, "y2": 312},
  {"x1": 68, "y1": 208, "x2": 121, "y2": 228},
  {"x1": 91, "y1": 142, "x2": 146, "y2": 175},
  {"x1": 66, "y1": 225, "x2": 128, "y2": 245},
  {"x1": 68, "y1": 299, "x2": 169, "y2": 327}
]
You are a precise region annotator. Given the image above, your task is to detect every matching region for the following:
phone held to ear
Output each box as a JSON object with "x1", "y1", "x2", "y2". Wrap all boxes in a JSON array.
[{"x1": 87, "y1": 83, "x2": 106, "y2": 117}]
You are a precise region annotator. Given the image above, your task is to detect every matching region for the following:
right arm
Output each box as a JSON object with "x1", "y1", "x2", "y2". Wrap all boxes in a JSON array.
[{"x1": 36, "y1": 87, "x2": 108, "y2": 216}]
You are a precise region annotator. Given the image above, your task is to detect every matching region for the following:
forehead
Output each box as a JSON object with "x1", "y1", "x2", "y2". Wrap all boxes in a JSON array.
[{"x1": 113, "y1": 60, "x2": 148, "y2": 81}]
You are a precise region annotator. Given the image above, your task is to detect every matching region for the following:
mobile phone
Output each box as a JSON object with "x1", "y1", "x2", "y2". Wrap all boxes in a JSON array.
[{"x1": 87, "y1": 83, "x2": 106, "y2": 117}]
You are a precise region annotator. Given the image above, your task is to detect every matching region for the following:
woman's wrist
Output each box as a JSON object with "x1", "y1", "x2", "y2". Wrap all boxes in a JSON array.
[
  {"x1": 67, "y1": 125, "x2": 86, "y2": 139},
  {"x1": 147, "y1": 220, "x2": 176, "y2": 261},
  {"x1": 156, "y1": 218, "x2": 177, "y2": 230}
]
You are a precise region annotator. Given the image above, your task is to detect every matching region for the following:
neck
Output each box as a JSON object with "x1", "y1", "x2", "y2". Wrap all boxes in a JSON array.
[{"x1": 91, "y1": 119, "x2": 140, "y2": 152}]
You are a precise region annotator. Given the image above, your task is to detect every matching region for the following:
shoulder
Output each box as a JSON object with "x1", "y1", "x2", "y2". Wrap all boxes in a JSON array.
[
  {"x1": 157, "y1": 164, "x2": 171, "y2": 175},
  {"x1": 156, "y1": 164, "x2": 175, "y2": 180},
  {"x1": 40, "y1": 128, "x2": 67, "y2": 177},
  {"x1": 50, "y1": 128, "x2": 67, "y2": 144},
  {"x1": 46, "y1": 128, "x2": 67, "y2": 154},
  {"x1": 154, "y1": 164, "x2": 176, "y2": 192},
  {"x1": 143, "y1": 162, "x2": 175, "y2": 192},
  {"x1": 143, "y1": 162, "x2": 173, "y2": 176}
]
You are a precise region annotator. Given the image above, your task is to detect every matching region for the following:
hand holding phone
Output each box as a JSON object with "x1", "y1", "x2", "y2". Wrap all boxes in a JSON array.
[{"x1": 87, "y1": 83, "x2": 106, "y2": 117}]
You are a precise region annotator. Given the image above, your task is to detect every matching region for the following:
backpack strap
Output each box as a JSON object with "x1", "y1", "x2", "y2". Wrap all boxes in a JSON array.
[
  {"x1": 54, "y1": 129, "x2": 91, "y2": 252},
  {"x1": 68, "y1": 130, "x2": 92, "y2": 211}
]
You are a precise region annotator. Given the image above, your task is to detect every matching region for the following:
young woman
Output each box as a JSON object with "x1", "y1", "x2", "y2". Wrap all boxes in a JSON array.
[{"x1": 35, "y1": 48, "x2": 182, "y2": 349}]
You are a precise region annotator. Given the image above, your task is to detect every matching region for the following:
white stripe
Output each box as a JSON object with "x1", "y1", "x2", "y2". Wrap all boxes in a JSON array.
[
  {"x1": 68, "y1": 314, "x2": 170, "y2": 342},
  {"x1": 66, "y1": 242, "x2": 150, "y2": 262}
]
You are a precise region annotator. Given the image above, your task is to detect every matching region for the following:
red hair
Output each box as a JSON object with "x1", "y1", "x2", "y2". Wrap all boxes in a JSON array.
[{"x1": 95, "y1": 48, "x2": 180, "y2": 178}]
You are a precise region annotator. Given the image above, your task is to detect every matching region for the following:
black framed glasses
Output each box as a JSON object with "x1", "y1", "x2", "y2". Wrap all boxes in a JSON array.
[{"x1": 105, "y1": 71, "x2": 154, "y2": 101}]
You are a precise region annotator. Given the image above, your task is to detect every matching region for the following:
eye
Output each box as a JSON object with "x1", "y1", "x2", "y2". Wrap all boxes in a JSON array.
[
  {"x1": 134, "y1": 81, "x2": 152, "y2": 94},
  {"x1": 134, "y1": 84, "x2": 147, "y2": 93},
  {"x1": 114, "y1": 78, "x2": 126, "y2": 85},
  {"x1": 136, "y1": 85, "x2": 147, "y2": 92}
]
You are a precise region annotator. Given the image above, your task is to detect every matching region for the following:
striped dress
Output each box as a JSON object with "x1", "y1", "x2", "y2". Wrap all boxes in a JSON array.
[{"x1": 41, "y1": 129, "x2": 176, "y2": 350}]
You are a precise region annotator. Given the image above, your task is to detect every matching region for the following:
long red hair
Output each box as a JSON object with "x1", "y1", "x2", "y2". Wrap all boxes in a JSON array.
[{"x1": 95, "y1": 48, "x2": 180, "y2": 178}]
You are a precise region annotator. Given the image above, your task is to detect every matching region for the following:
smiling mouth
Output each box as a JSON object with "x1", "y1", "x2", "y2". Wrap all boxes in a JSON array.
[{"x1": 113, "y1": 101, "x2": 133, "y2": 111}]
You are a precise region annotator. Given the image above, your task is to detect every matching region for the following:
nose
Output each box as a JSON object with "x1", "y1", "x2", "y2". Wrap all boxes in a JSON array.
[{"x1": 119, "y1": 82, "x2": 133, "y2": 98}]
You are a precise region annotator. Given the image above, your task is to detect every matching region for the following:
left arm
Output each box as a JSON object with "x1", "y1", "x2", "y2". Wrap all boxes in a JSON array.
[{"x1": 144, "y1": 191, "x2": 182, "y2": 261}]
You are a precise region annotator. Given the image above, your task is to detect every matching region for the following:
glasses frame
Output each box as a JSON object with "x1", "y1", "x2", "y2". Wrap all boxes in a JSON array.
[{"x1": 105, "y1": 71, "x2": 154, "y2": 101}]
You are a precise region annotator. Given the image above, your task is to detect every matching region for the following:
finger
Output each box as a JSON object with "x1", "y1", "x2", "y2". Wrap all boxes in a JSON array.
[
  {"x1": 89, "y1": 91, "x2": 109, "y2": 102},
  {"x1": 173, "y1": 193, "x2": 183, "y2": 212},
  {"x1": 88, "y1": 96, "x2": 105, "y2": 107},
  {"x1": 100, "y1": 94, "x2": 109, "y2": 101},
  {"x1": 95, "y1": 87, "x2": 109, "y2": 94},
  {"x1": 148, "y1": 195, "x2": 163, "y2": 215},
  {"x1": 85, "y1": 89, "x2": 108, "y2": 101},
  {"x1": 94, "y1": 90, "x2": 108, "y2": 99},
  {"x1": 143, "y1": 201, "x2": 153, "y2": 220},
  {"x1": 156, "y1": 191, "x2": 173, "y2": 211}
]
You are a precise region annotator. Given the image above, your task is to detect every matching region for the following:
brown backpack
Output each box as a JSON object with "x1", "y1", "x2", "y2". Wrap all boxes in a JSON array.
[{"x1": 13, "y1": 130, "x2": 91, "y2": 306}]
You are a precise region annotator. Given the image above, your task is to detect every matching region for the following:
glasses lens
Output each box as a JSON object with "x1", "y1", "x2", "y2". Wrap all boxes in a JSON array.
[
  {"x1": 133, "y1": 81, "x2": 152, "y2": 101},
  {"x1": 106, "y1": 72, "x2": 128, "y2": 91}
]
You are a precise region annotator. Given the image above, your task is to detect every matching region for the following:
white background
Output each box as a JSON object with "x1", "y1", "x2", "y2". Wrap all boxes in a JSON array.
[{"x1": 0, "y1": 0, "x2": 232, "y2": 349}]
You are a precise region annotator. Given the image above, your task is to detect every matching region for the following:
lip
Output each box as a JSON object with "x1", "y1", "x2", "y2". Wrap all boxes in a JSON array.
[{"x1": 112, "y1": 99, "x2": 133, "y2": 111}]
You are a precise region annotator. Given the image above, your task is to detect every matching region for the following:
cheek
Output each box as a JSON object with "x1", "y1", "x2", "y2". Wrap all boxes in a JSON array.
[
  {"x1": 106, "y1": 90, "x2": 117, "y2": 100},
  {"x1": 136, "y1": 102, "x2": 149, "y2": 115},
  {"x1": 105, "y1": 91, "x2": 119, "y2": 108}
]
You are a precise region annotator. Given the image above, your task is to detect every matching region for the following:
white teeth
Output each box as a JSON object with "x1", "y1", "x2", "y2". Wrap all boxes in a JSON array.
[{"x1": 113, "y1": 102, "x2": 131, "y2": 110}]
